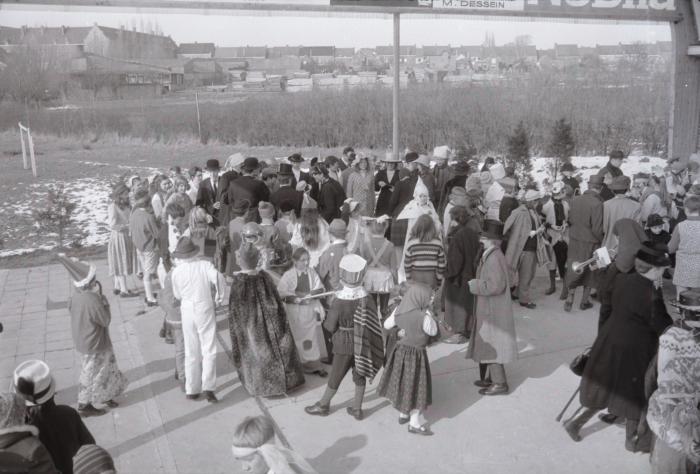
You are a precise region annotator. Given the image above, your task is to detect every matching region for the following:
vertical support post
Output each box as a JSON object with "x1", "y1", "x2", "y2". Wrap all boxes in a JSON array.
[
  {"x1": 669, "y1": 1, "x2": 700, "y2": 162},
  {"x1": 28, "y1": 129, "x2": 37, "y2": 178},
  {"x1": 393, "y1": 13, "x2": 400, "y2": 161},
  {"x1": 195, "y1": 91, "x2": 202, "y2": 143},
  {"x1": 18, "y1": 122, "x2": 28, "y2": 170}
]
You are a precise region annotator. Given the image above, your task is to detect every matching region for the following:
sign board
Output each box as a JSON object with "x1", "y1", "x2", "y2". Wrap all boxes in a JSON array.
[{"x1": 330, "y1": 0, "x2": 430, "y2": 6}]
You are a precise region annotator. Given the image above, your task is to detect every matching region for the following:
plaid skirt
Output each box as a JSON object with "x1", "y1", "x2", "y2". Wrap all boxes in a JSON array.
[
  {"x1": 78, "y1": 348, "x2": 128, "y2": 405},
  {"x1": 378, "y1": 343, "x2": 432, "y2": 413}
]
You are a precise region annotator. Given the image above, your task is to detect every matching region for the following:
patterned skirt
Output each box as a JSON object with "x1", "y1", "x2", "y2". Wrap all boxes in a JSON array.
[
  {"x1": 78, "y1": 348, "x2": 128, "y2": 405},
  {"x1": 363, "y1": 267, "x2": 394, "y2": 294},
  {"x1": 378, "y1": 343, "x2": 432, "y2": 413},
  {"x1": 108, "y1": 230, "x2": 135, "y2": 277}
]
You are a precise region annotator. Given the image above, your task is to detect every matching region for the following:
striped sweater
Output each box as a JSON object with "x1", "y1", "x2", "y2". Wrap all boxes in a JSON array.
[{"x1": 404, "y1": 239, "x2": 446, "y2": 288}]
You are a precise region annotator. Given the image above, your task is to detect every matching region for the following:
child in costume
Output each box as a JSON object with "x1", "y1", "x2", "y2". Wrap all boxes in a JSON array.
[
  {"x1": 304, "y1": 255, "x2": 384, "y2": 420},
  {"x1": 359, "y1": 215, "x2": 397, "y2": 320}
]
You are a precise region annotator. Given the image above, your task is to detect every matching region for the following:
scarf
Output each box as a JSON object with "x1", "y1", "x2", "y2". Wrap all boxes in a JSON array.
[
  {"x1": 352, "y1": 296, "x2": 384, "y2": 382},
  {"x1": 231, "y1": 443, "x2": 316, "y2": 474},
  {"x1": 613, "y1": 218, "x2": 647, "y2": 273}
]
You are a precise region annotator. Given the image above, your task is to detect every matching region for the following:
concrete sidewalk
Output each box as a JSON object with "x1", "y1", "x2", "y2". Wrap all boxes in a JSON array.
[{"x1": 0, "y1": 261, "x2": 653, "y2": 474}]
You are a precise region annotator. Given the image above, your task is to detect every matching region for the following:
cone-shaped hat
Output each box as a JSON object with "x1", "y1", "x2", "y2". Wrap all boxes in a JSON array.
[{"x1": 56, "y1": 253, "x2": 96, "y2": 288}]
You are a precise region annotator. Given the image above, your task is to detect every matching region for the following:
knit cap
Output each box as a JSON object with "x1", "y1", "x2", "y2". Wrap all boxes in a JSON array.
[{"x1": 73, "y1": 445, "x2": 115, "y2": 474}]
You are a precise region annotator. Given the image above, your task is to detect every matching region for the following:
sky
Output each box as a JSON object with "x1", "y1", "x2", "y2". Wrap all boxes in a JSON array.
[{"x1": 0, "y1": 5, "x2": 671, "y2": 48}]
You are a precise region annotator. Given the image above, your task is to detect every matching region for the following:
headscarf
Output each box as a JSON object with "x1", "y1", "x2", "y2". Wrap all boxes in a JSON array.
[
  {"x1": 395, "y1": 283, "x2": 432, "y2": 319},
  {"x1": 612, "y1": 218, "x2": 647, "y2": 273},
  {"x1": 231, "y1": 443, "x2": 317, "y2": 474},
  {"x1": 0, "y1": 392, "x2": 25, "y2": 429}
]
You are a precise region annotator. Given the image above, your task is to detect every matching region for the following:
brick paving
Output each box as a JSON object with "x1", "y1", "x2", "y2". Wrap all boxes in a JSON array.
[{"x1": 0, "y1": 261, "x2": 656, "y2": 474}]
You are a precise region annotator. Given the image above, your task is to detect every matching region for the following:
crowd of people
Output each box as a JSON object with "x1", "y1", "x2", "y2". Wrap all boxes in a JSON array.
[{"x1": 2, "y1": 146, "x2": 700, "y2": 473}]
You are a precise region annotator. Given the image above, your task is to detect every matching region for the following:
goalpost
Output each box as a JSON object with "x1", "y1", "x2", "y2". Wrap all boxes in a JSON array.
[{"x1": 18, "y1": 122, "x2": 37, "y2": 178}]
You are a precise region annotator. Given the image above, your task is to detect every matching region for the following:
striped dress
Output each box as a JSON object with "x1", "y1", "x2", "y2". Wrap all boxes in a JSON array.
[
  {"x1": 107, "y1": 203, "x2": 135, "y2": 277},
  {"x1": 403, "y1": 238, "x2": 446, "y2": 289}
]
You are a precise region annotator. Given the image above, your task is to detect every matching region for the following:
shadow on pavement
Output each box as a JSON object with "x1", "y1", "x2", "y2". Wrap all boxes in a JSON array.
[{"x1": 308, "y1": 434, "x2": 366, "y2": 474}]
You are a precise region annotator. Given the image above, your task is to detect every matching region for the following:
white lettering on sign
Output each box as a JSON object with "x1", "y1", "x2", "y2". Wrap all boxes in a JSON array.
[
  {"x1": 435, "y1": 0, "x2": 525, "y2": 10},
  {"x1": 525, "y1": 0, "x2": 674, "y2": 10}
]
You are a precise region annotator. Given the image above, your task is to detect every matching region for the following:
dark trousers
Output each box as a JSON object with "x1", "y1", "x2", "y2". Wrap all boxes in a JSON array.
[
  {"x1": 327, "y1": 353, "x2": 365, "y2": 390},
  {"x1": 553, "y1": 240, "x2": 568, "y2": 279}
]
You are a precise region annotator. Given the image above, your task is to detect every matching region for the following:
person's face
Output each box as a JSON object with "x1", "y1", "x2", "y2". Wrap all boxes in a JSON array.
[
  {"x1": 191, "y1": 172, "x2": 203, "y2": 186},
  {"x1": 294, "y1": 254, "x2": 310, "y2": 271},
  {"x1": 610, "y1": 158, "x2": 622, "y2": 169},
  {"x1": 312, "y1": 173, "x2": 323, "y2": 184},
  {"x1": 292, "y1": 162, "x2": 301, "y2": 170},
  {"x1": 387, "y1": 162, "x2": 397, "y2": 171},
  {"x1": 418, "y1": 193, "x2": 429, "y2": 206},
  {"x1": 234, "y1": 452, "x2": 267, "y2": 474},
  {"x1": 650, "y1": 225, "x2": 663, "y2": 235},
  {"x1": 329, "y1": 163, "x2": 339, "y2": 172},
  {"x1": 406, "y1": 162, "x2": 417, "y2": 172},
  {"x1": 160, "y1": 179, "x2": 173, "y2": 193},
  {"x1": 359, "y1": 160, "x2": 368, "y2": 171},
  {"x1": 176, "y1": 182, "x2": 186, "y2": 193}
]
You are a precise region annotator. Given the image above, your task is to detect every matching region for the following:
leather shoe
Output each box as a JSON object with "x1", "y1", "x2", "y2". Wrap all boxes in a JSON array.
[
  {"x1": 346, "y1": 407, "x2": 363, "y2": 420},
  {"x1": 186, "y1": 393, "x2": 201, "y2": 401},
  {"x1": 398, "y1": 415, "x2": 410, "y2": 425},
  {"x1": 473, "y1": 379, "x2": 492, "y2": 388},
  {"x1": 564, "y1": 301, "x2": 573, "y2": 312},
  {"x1": 78, "y1": 404, "x2": 106, "y2": 417},
  {"x1": 479, "y1": 383, "x2": 509, "y2": 396},
  {"x1": 545, "y1": 286, "x2": 556, "y2": 295},
  {"x1": 580, "y1": 301, "x2": 594, "y2": 310},
  {"x1": 519, "y1": 302, "x2": 536, "y2": 309},
  {"x1": 304, "y1": 402, "x2": 330, "y2": 416},
  {"x1": 314, "y1": 369, "x2": 328, "y2": 378},
  {"x1": 598, "y1": 412, "x2": 619, "y2": 424},
  {"x1": 203, "y1": 391, "x2": 218, "y2": 403},
  {"x1": 104, "y1": 400, "x2": 119, "y2": 408},
  {"x1": 408, "y1": 424, "x2": 433, "y2": 436}
]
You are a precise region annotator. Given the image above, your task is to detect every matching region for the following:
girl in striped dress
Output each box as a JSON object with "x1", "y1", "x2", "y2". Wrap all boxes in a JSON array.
[{"x1": 107, "y1": 183, "x2": 137, "y2": 297}]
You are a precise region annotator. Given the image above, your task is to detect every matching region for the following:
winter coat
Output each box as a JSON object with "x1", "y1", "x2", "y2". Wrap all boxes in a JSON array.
[
  {"x1": 374, "y1": 169, "x2": 400, "y2": 218},
  {"x1": 596, "y1": 162, "x2": 624, "y2": 201},
  {"x1": 466, "y1": 246, "x2": 517, "y2": 364},
  {"x1": 317, "y1": 179, "x2": 346, "y2": 224},
  {"x1": 602, "y1": 195, "x2": 641, "y2": 250},
  {"x1": 568, "y1": 190, "x2": 604, "y2": 244},
  {"x1": 226, "y1": 175, "x2": 270, "y2": 223},
  {"x1": 0, "y1": 426, "x2": 57, "y2": 473},
  {"x1": 503, "y1": 205, "x2": 538, "y2": 281}
]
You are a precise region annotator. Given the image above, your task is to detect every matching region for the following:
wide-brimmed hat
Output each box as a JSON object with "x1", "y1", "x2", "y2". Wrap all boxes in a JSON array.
[
  {"x1": 329, "y1": 218, "x2": 347, "y2": 238},
  {"x1": 57, "y1": 254, "x2": 96, "y2": 288},
  {"x1": 489, "y1": 163, "x2": 506, "y2": 181},
  {"x1": 480, "y1": 219, "x2": 504, "y2": 240},
  {"x1": 382, "y1": 151, "x2": 402, "y2": 163},
  {"x1": 339, "y1": 254, "x2": 367, "y2": 286},
  {"x1": 636, "y1": 243, "x2": 671, "y2": 267},
  {"x1": 205, "y1": 159, "x2": 221, "y2": 171},
  {"x1": 172, "y1": 237, "x2": 200, "y2": 259},
  {"x1": 432, "y1": 145, "x2": 451, "y2": 160},
  {"x1": 241, "y1": 157, "x2": 260, "y2": 172},
  {"x1": 415, "y1": 155, "x2": 431, "y2": 168},
  {"x1": 609, "y1": 175, "x2": 631, "y2": 191},
  {"x1": 288, "y1": 153, "x2": 304, "y2": 163},
  {"x1": 13, "y1": 360, "x2": 55, "y2": 406},
  {"x1": 646, "y1": 214, "x2": 665, "y2": 228}
]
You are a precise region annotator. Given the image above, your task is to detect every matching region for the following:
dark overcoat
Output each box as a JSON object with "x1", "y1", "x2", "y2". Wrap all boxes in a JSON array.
[
  {"x1": 444, "y1": 223, "x2": 480, "y2": 336},
  {"x1": 579, "y1": 272, "x2": 671, "y2": 420},
  {"x1": 227, "y1": 175, "x2": 270, "y2": 223},
  {"x1": 228, "y1": 271, "x2": 305, "y2": 397},
  {"x1": 374, "y1": 169, "x2": 400, "y2": 217},
  {"x1": 565, "y1": 190, "x2": 604, "y2": 288}
]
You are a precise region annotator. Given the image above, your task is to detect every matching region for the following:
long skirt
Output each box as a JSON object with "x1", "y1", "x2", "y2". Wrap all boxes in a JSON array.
[
  {"x1": 378, "y1": 343, "x2": 432, "y2": 413},
  {"x1": 78, "y1": 348, "x2": 128, "y2": 405},
  {"x1": 285, "y1": 303, "x2": 322, "y2": 363},
  {"x1": 107, "y1": 230, "x2": 135, "y2": 277}
]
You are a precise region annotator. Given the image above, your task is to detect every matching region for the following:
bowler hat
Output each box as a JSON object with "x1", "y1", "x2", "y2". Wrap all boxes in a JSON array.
[
  {"x1": 241, "y1": 157, "x2": 260, "y2": 172},
  {"x1": 480, "y1": 219, "x2": 504, "y2": 240},
  {"x1": 288, "y1": 153, "x2": 304, "y2": 163},
  {"x1": 646, "y1": 214, "x2": 664, "y2": 228},
  {"x1": 609, "y1": 175, "x2": 631, "y2": 191},
  {"x1": 404, "y1": 151, "x2": 419, "y2": 163},
  {"x1": 205, "y1": 159, "x2": 221, "y2": 171},
  {"x1": 677, "y1": 289, "x2": 700, "y2": 311},
  {"x1": 278, "y1": 163, "x2": 293, "y2": 176},
  {"x1": 635, "y1": 243, "x2": 671, "y2": 267},
  {"x1": 172, "y1": 237, "x2": 200, "y2": 259}
]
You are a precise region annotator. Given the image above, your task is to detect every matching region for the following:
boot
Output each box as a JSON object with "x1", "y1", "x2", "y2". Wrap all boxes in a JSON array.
[
  {"x1": 474, "y1": 363, "x2": 492, "y2": 388},
  {"x1": 346, "y1": 384, "x2": 365, "y2": 420},
  {"x1": 563, "y1": 407, "x2": 598, "y2": 442},
  {"x1": 559, "y1": 281, "x2": 569, "y2": 300},
  {"x1": 564, "y1": 289, "x2": 575, "y2": 312},
  {"x1": 580, "y1": 287, "x2": 593, "y2": 310},
  {"x1": 545, "y1": 270, "x2": 557, "y2": 295}
]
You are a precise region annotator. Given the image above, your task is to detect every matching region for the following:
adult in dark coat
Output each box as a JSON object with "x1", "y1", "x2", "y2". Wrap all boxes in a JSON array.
[
  {"x1": 374, "y1": 154, "x2": 401, "y2": 217},
  {"x1": 443, "y1": 206, "x2": 480, "y2": 343},
  {"x1": 270, "y1": 164, "x2": 304, "y2": 218},
  {"x1": 226, "y1": 158, "x2": 270, "y2": 223},
  {"x1": 228, "y1": 244, "x2": 305, "y2": 397},
  {"x1": 196, "y1": 159, "x2": 223, "y2": 225},
  {"x1": 387, "y1": 155, "x2": 421, "y2": 246},
  {"x1": 563, "y1": 245, "x2": 672, "y2": 450},
  {"x1": 564, "y1": 175, "x2": 604, "y2": 312},
  {"x1": 596, "y1": 150, "x2": 625, "y2": 202},
  {"x1": 288, "y1": 153, "x2": 318, "y2": 200},
  {"x1": 216, "y1": 168, "x2": 241, "y2": 229},
  {"x1": 311, "y1": 164, "x2": 346, "y2": 223},
  {"x1": 438, "y1": 160, "x2": 470, "y2": 218},
  {"x1": 560, "y1": 162, "x2": 580, "y2": 197}
]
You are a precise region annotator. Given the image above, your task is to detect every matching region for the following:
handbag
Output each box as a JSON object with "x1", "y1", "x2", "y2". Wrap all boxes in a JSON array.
[{"x1": 570, "y1": 347, "x2": 591, "y2": 376}]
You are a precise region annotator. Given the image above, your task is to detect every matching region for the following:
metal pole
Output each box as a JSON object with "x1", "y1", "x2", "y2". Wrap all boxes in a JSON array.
[
  {"x1": 195, "y1": 91, "x2": 202, "y2": 143},
  {"x1": 393, "y1": 12, "x2": 400, "y2": 161}
]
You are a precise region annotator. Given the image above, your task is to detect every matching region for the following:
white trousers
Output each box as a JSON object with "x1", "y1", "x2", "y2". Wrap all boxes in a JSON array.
[{"x1": 181, "y1": 301, "x2": 217, "y2": 394}]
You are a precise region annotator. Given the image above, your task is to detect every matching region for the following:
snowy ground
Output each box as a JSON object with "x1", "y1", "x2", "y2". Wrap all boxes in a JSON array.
[{"x1": 0, "y1": 153, "x2": 667, "y2": 259}]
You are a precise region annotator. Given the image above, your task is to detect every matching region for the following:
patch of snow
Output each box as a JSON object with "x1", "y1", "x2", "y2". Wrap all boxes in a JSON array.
[{"x1": 0, "y1": 244, "x2": 55, "y2": 258}]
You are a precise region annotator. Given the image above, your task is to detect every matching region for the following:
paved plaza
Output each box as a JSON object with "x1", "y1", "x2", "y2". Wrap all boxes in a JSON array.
[{"x1": 0, "y1": 260, "x2": 654, "y2": 473}]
